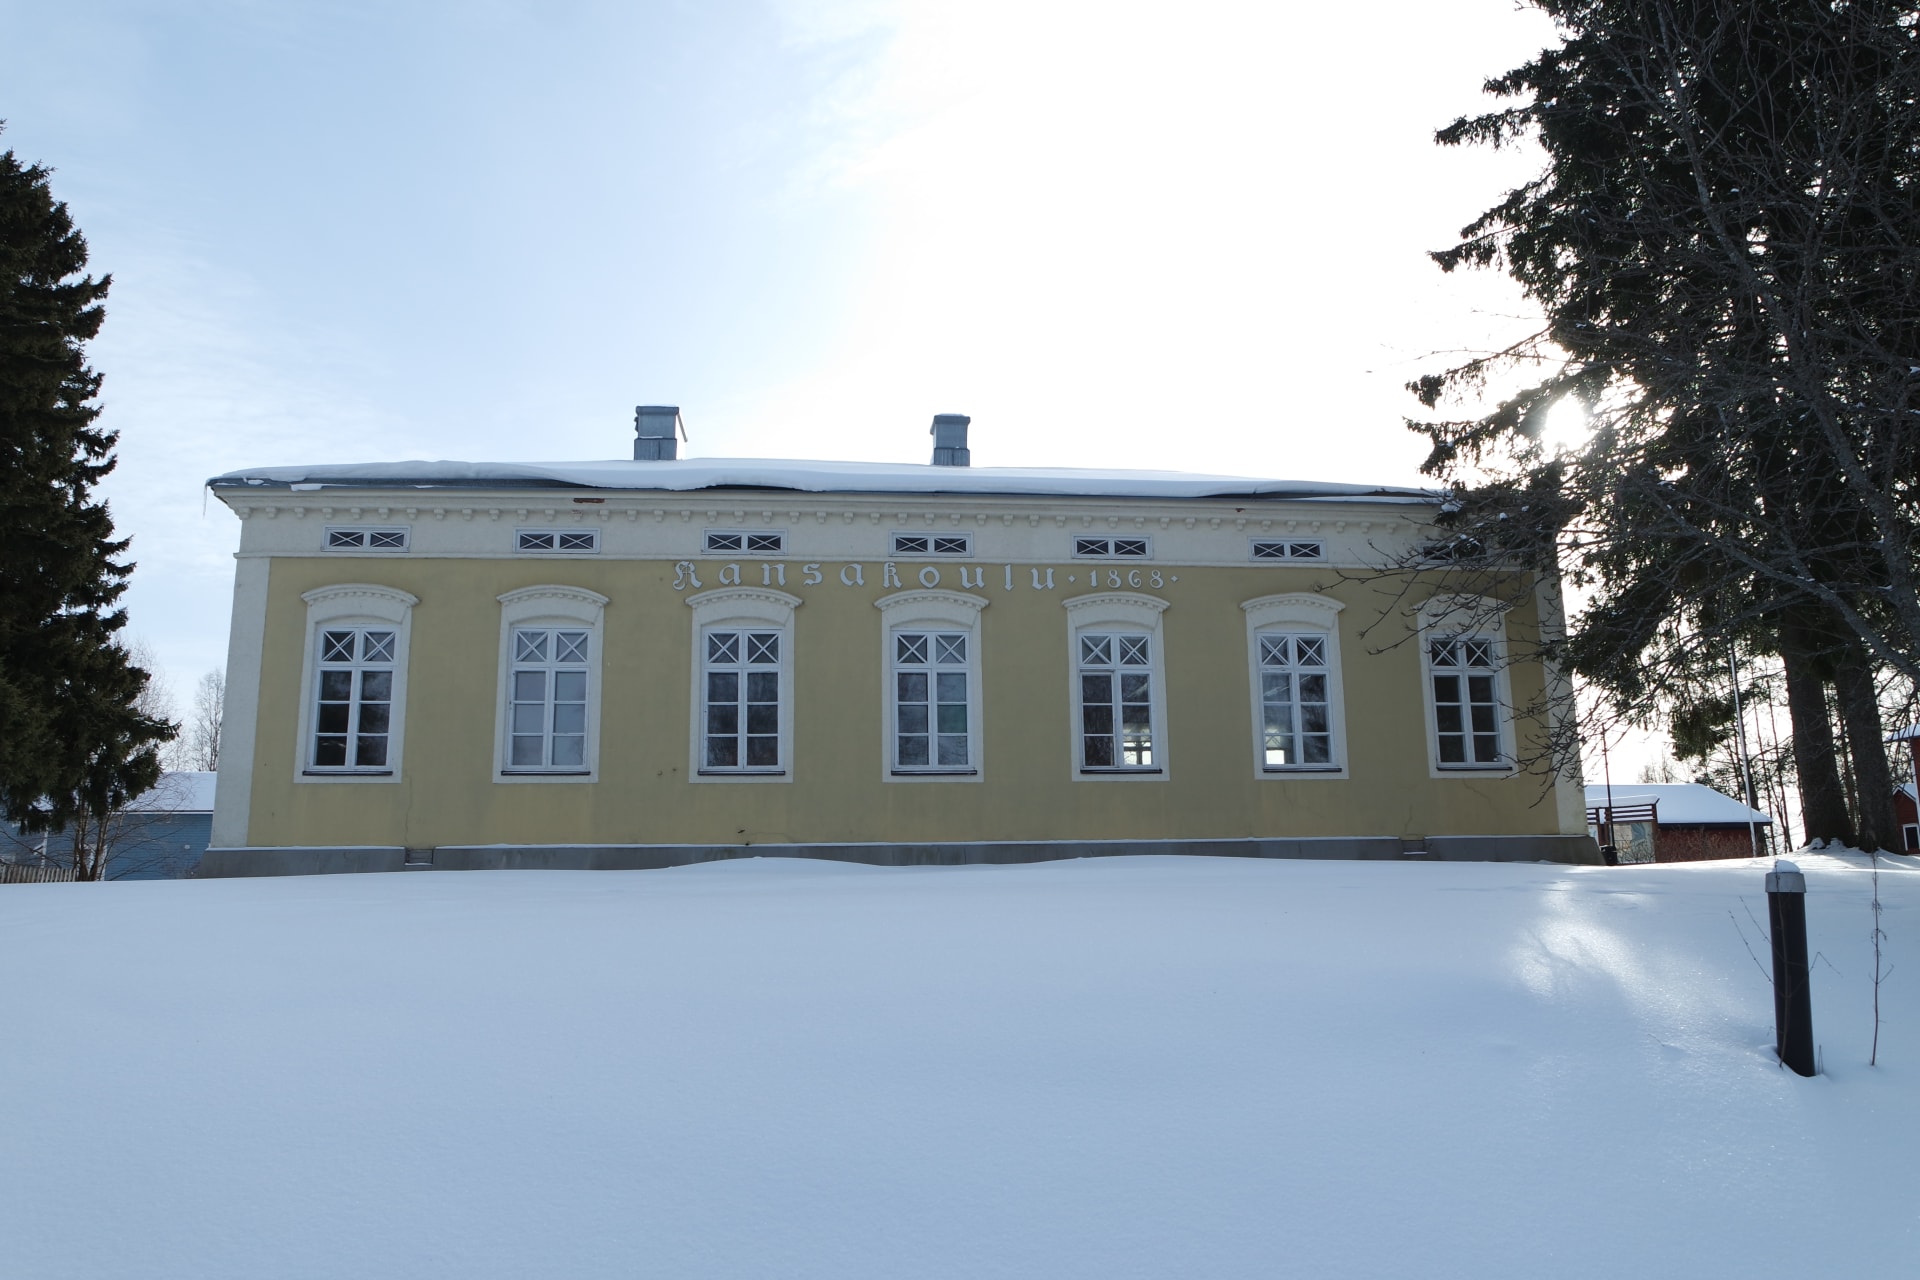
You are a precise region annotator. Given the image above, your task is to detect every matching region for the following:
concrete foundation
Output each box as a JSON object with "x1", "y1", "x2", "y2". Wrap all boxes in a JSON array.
[{"x1": 196, "y1": 833, "x2": 1602, "y2": 877}]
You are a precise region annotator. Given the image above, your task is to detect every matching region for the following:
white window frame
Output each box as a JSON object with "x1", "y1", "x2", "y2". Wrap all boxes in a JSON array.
[
  {"x1": 493, "y1": 585, "x2": 608, "y2": 783},
  {"x1": 876, "y1": 589, "x2": 988, "y2": 783},
  {"x1": 324, "y1": 526, "x2": 409, "y2": 552},
  {"x1": 890, "y1": 532, "x2": 974, "y2": 557},
  {"x1": 703, "y1": 530, "x2": 786, "y2": 556},
  {"x1": 686, "y1": 587, "x2": 800, "y2": 783},
  {"x1": 1242, "y1": 594, "x2": 1348, "y2": 779},
  {"x1": 294, "y1": 584, "x2": 417, "y2": 785},
  {"x1": 1418, "y1": 594, "x2": 1517, "y2": 776},
  {"x1": 1064, "y1": 592, "x2": 1170, "y2": 781},
  {"x1": 516, "y1": 528, "x2": 600, "y2": 554},
  {"x1": 1904, "y1": 822, "x2": 1919, "y2": 852},
  {"x1": 1072, "y1": 536, "x2": 1152, "y2": 559},
  {"x1": 1249, "y1": 539, "x2": 1326, "y2": 562}
]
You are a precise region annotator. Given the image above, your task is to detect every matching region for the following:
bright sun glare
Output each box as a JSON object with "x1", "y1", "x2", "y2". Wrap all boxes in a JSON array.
[{"x1": 1541, "y1": 397, "x2": 1591, "y2": 454}]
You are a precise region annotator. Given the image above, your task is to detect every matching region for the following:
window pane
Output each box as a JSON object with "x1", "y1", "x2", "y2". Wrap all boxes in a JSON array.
[
  {"x1": 514, "y1": 670, "x2": 546, "y2": 701},
  {"x1": 1075, "y1": 537, "x2": 1106, "y2": 556},
  {"x1": 1262, "y1": 673, "x2": 1292, "y2": 703},
  {"x1": 897, "y1": 671, "x2": 928, "y2": 703},
  {"x1": 746, "y1": 671, "x2": 779, "y2": 702},
  {"x1": 359, "y1": 670, "x2": 392, "y2": 701},
  {"x1": 933, "y1": 537, "x2": 968, "y2": 554},
  {"x1": 707, "y1": 704, "x2": 738, "y2": 735},
  {"x1": 935, "y1": 635, "x2": 965, "y2": 663},
  {"x1": 1430, "y1": 640, "x2": 1455, "y2": 667},
  {"x1": 1470, "y1": 704, "x2": 1498, "y2": 733},
  {"x1": 1303, "y1": 736, "x2": 1332, "y2": 764},
  {"x1": 1083, "y1": 735, "x2": 1115, "y2": 767},
  {"x1": 935, "y1": 672, "x2": 967, "y2": 703},
  {"x1": 1468, "y1": 675, "x2": 1495, "y2": 704},
  {"x1": 747, "y1": 633, "x2": 779, "y2": 663},
  {"x1": 317, "y1": 703, "x2": 350, "y2": 734},
  {"x1": 707, "y1": 671, "x2": 738, "y2": 703},
  {"x1": 898, "y1": 705, "x2": 929, "y2": 734},
  {"x1": 1081, "y1": 673, "x2": 1112, "y2": 705},
  {"x1": 1436, "y1": 705, "x2": 1464, "y2": 734},
  {"x1": 516, "y1": 630, "x2": 547, "y2": 662},
  {"x1": 314, "y1": 736, "x2": 347, "y2": 766},
  {"x1": 354, "y1": 735, "x2": 388, "y2": 767},
  {"x1": 1120, "y1": 673, "x2": 1150, "y2": 702},
  {"x1": 1299, "y1": 673, "x2": 1326, "y2": 702},
  {"x1": 898, "y1": 735, "x2": 930, "y2": 766},
  {"x1": 552, "y1": 736, "x2": 585, "y2": 767},
  {"x1": 1121, "y1": 704, "x2": 1151, "y2": 733},
  {"x1": 555, "y1": 632, "x2": 588, "y2": 663},
  {"x1": 1433, "y1": 674, "x2": 1458, "y2": 704},
  {"x1": 1301, "y1": 705, "x2": 1329, "y2": 734},
  {"x1": 745, "y1": 736, "x2": 779, "y2": 766},
  {"x1": 1113, "y1": 539, "x2": 1147, "y2": 557},
  {"x1": 320, "y1": 670, "x2": 353, "y2": 700},
  {"x1": 362, "y1": 632, "x2": 396, "y2": 662},
  {"x1": 358, "y1": 703, "x2": 391, "y2": 734},
  {"x1": 1438, "y1": 736, "x2": 1466, "y2": 763},
  {"x1": 936, "y1": 704, "x2": 968, "y2": 734},
  {"x1": 1473, "y1": 734, "x2": 1501, "y2": 761},
  {"x1": 1082, "y1": 704, "x2": 1113, "y2": 735},
  {"x1": 552, "y1": 703, "x2": 585, "y2": 735},
  {"x1": 1081, "y1": 636, "x2": 1110, "y2": 665},
  {"x1": 1295, "y1": 636, "x2": 1325, "y2": 665},
  {"x1": 1259, "y1": 636, "x2": 1288, "y2": 665},
  {"x1": 553, "y1": 671, "x2": 587, "y2": 702},
  {"x1": 897, "y1": 634, "x2": 927, "y2": 664},
  {"x1": 322, "y1": 631, "x2": 356, "y2": 662},
  {"x1": 708, "y1": 632, "x2": 738, "y2": 663},
  {"x1": 512, "y1": 705, "x2": 545, "y2": 734},
  {"x1": 510, "y1": 736, "x2": 543, "y2": 766},
  {"x1": 1118, "y1": 637, "x2": 1149, "y2": 665},
  {"x1": 746, "y1": 704, "x2": 778, "y2": 734},
  {"x1": 936, "y1": 735, "x2": 968, "y2": 766},
  {"x1": 706, "y1": 737, "x2": 738, "y2": 767}
]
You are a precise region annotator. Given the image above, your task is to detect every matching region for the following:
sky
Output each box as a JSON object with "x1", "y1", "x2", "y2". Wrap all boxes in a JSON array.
[{"x1": 1, "y1": 0, "x2": 1567, "y2": 712}]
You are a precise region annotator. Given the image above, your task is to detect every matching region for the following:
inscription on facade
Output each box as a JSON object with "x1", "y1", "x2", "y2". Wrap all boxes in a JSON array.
[{"x1": 671, "y1": 562, "x2": 1173, "y2": 595}]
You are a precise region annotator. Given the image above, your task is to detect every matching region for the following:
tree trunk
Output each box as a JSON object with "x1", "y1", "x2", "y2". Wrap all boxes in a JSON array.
[
  {"x1": 1833, "y1": 641, "x2": 1897, "y2": 853},
  {"x1": 1779, "y1": 616, "x2": 1854, "y2": 846}
]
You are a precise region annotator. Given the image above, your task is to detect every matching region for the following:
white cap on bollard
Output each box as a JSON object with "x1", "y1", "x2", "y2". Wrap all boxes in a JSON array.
[{"x1": 1766, "y1": 859, "x2": 1806, "y2": 894}]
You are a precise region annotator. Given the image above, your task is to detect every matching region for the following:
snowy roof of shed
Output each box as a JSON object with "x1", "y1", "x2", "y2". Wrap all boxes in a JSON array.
[
  {"x1": 206, "y1": 458, "x2": 1439, "y2": 504},
  {"x1": 1585, "y1": 783, "x2": 1772, "y2": 826},
  {"x1": 125, "y1": 772, "x2": 217, "y2": 814},
  {"x1": 1888, "y1": 724, "x2": 1920, "y2": 742}
]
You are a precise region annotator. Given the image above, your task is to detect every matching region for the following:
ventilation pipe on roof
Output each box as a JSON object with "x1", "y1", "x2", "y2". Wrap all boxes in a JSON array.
[
  {"x1": 634, "y1": 406, "x2": 684, "y2": 461},
  {"x1": 929, "y1": 414, "x2": 971, "y2": 467}
]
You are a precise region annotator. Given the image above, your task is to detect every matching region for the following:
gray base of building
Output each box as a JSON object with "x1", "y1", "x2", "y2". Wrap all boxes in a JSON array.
[{"x1": 196, "y1": 833, "x2": 1601, "y2": 877}]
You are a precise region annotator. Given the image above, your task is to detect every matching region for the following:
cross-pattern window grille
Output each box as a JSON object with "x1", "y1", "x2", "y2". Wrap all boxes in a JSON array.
[
  {"x1": 311, "y1": 628, "x2": 396, "y2": 769},
  {"x1": 893, "y1": 632, "x2": 971, "y2": 770},
  {"x1": 1073, "y1": 537, "x2": 1150, "y2": 558},
  {"x1": 891, "y1": 533, "x2": 972, "y2": 556},
  {"x1": 705, "y1": 530, "x2": 784, "y2": 554},
  {"x1": 1257, "y1": 633, "x2": 1333, "y2": 768},
  {"x1": 507, "y1": 628, "x2": 590, "y2": 770},
  {"x1": 1430, "y1": 636, "x2": 1503, "y2": 765},
  {"x1": 703, "y1": 630, "x2": 782, "y2": 771},
  {"x1": 1250, "y1": 539, "x2": 1325, "y2": 561},
  {"x1": 1079, "y1": 633, "x2": 1155, "y2": 768},
  {"x1": 516, "y1": 529, "x2": 599, "y2": 552},
  {"x1": 325, "y1": 527, "x2": 408, "y2": 551}
]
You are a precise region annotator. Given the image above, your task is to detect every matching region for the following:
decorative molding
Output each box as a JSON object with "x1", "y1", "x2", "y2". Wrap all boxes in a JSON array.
[
  {"x1": 1241, "y1": 593, "x2": 1345, "y2": 630},
  {"x1": 301, "y1": 584, "x2": 420, "y2": 625}
]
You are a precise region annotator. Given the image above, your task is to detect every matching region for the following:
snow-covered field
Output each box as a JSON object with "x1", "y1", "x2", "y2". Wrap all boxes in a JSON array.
[{"x1": 4, "y1": 853, "x2": 1914, "y2": 1279}]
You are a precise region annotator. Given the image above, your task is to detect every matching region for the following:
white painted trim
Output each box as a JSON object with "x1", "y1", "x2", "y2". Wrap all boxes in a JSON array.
[
  {"x1": 1064, "y1": 592, "x2": 1171, "y2": 782},
  {"x1": 293, "y1": 584, "x2": 420, "y2": 786},
  {"x1": 1416, "y1": 594, "x2": 1518, "y2": 779},
  {"x1": 493, "y1": 585, "x2": 608, "y2": 784},
  {"x1": 686, "y1": 587, "x2": 801, "y2": 784},
  {"x1": 875, "y1": 590, "x2": 989, "y2": 784},
  {"x1": 1241, "y1": 593, "x2": 1349, "y2": 780},
  {"x1": 211, "y1": 556, "x2": 270, "y2": 848}
]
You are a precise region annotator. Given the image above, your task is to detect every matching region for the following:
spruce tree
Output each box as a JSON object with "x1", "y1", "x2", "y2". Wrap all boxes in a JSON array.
[{"x1": 0, "y1": 130, "x2": 172, "y2": 873}]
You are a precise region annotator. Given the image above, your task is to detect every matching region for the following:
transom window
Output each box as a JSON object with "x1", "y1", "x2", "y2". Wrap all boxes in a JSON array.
[
  {"x1": 507, "y1": 628, "x2": 590, "y2": 771},
  {"x1": 891, "y1": 533, "x2": 972, "y2": 556},
  {"x1": 703, "y1": 630, "x2": 783, "y2": 771},
  {"x1": 1251, "y1": 539, "x2": 1325, "y2": 561},
  {"x1": 1257, "y1": 633, "x2": 1334, "y2": 768},
  {"x1": 325, "y1": 527, "x2": 408, "y2": 551},
  {"x1": 311, "y1": 628, "x2": 395, "y2": 770},
  {"x1": 1079, "y1": 633, "x2": 1156, "y2": 768},
  {"x1": 1073, "y1": 536, "x2": 1150, "y2": 558},
  {"x1": 893, "y1": 632, "x2": 972, "y2": 771},
  {"x1": 1430, "y1": 636, "x2": 1503, "y2": 765},
  {"x1": 517, "y1": 529, "x2": 599, "y2": 552},
  {"x1": 705, "y1": 530, "x2": 784, "y2": 554}
]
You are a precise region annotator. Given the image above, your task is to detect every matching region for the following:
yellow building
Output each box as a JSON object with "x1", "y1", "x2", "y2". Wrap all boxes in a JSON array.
[{"x1": 201, "y1": 412, "x2": 1597, "y2": 874}]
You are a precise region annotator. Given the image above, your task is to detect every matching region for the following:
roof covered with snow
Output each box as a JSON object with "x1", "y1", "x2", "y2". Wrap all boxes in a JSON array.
[
  {"x1": 1887, "y1": 724, "x2": 1920, "y2": 742},
  {"x1": 125, "y1": 772, "x2": 217, "y2": 813},
  {"x1": 1585, "y1": 782, "x2": 1772, "y2": 826},
  {"x1": 207, "y1": 457, "x2": 1440, "y2": 504}
]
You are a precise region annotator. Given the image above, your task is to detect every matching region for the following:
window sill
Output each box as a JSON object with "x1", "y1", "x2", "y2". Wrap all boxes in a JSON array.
[
  {"x1": 1436, "y1": 764, "x2": 1513, "y2": 773},
  {"x1": 302, "y1": 769, "x2": 394, "y2": 777},
  {"x1": 1262, "y1": 766, "x2": 1343, "y2": 774},
  {"x1": 697, "y1": 769, "x2": 787, "y2": 777},
  {"x1": 1077, "y1": 767, "x2": 1163, "y2": 775},
  {"x1": 891, "y1": 769, "x2": 979, "y2": 777},
  {"x1": 500, "y1": 770, "x2": 592, "y2": 777}
]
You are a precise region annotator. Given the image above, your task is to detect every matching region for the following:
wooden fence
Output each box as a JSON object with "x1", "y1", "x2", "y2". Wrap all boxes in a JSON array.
[{"x1": 0, "y1": 863, "x2": 77, "y2": 884}]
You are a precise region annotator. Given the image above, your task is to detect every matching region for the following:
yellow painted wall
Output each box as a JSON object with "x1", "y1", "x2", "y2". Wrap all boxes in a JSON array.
[{"x1": 243, "y1": 556, "x2": 1572, "y2": 848}]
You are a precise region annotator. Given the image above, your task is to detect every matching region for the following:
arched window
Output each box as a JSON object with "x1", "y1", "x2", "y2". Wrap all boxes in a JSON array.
[
  {"x1": 1064, "y1": 592, "x2": 1170, "y2": 779},
  {"x1": 876, "y1": 589, "x2": 989, "y2": 780},
  {"x1": 296, "y1": 584, "x2": 418, "y2": 781},
  {"x1": 494, "y1": 585, "x2": 608, "y2": 781},
  {"x1": 1241, "y1": 593, "x2": 1347, "y2": 777}
]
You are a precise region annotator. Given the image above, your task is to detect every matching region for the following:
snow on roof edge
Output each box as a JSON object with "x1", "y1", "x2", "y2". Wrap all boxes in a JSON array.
[
  {"x1": 1584, "y1": 783, "x2": 1772, "y2": 825},
  {"x1": 206, "y1": 458, "x2": 1441, "y2": 504}
]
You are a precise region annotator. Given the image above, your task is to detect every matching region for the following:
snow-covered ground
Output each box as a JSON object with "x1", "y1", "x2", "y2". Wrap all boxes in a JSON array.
[{"x1": 4, "y1": 853, "x2": 1914, "y2": 1279}]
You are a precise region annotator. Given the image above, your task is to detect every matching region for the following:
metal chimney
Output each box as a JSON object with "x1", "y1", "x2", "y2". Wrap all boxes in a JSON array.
[
  {"x1": 929, "y1": 413, "x2": 971, "y2": 467},
  {"x1": 634, "y1": 406, "x2": 683, "y2": 461}
]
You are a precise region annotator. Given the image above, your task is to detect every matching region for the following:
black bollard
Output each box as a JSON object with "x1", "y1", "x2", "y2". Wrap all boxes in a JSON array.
[{"x1": 1765, "y1": 861, "x2": 1815, "y2": 1076}]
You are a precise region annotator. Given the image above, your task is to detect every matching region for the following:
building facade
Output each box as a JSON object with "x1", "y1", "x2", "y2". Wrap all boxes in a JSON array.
[{"x1": 202, "y1": 416, "x2": 1597, "y2": 874}]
